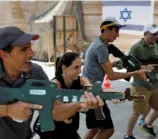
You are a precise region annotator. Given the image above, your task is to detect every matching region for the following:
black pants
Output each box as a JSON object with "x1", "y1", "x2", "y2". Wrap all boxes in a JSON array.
[
  {"x1": 33, "y1": 116, "x2": 81, "y2": 139},
  {"x1": 86, "y1": 103, "x2": 114, "y2": 130}
]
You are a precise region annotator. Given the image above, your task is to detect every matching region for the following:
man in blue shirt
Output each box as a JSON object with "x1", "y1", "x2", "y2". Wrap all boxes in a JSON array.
[{"x1": 82, "y1": 17, "x2": 148, "y2": 139}]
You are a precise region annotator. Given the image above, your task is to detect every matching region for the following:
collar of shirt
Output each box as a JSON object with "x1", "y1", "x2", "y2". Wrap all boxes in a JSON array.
[
  {"x1": 141, "y1": 38, "x2": 157, "y2": 48},
  {"x1": 0, "y1": 62, "x2": 31, "y2": 79}
]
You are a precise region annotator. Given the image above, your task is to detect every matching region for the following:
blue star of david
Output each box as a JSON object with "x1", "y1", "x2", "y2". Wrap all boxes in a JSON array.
[{"x1": 120, "y1": 8, "x2": 132, "y2": 22}]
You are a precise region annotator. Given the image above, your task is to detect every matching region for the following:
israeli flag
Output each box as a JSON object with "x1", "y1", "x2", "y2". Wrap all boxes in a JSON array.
[{"x1": 102, "y1": 0, "x2": 155, "y2": 34}]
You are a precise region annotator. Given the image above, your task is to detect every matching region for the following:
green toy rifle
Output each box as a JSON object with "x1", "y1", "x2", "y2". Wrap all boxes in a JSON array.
[{"x1": 0, "y1": 79, "x2": 144, "y2": 131}]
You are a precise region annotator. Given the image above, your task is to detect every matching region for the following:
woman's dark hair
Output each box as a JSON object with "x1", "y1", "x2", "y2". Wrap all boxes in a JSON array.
[{"x1": 55, "y1": 52, "x2": 80, "y2": 78}]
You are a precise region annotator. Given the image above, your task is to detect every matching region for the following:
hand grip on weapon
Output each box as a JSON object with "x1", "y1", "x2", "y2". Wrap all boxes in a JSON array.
[
  {"x1": 111, "y1": 99, "x2": 121, "y2": 104},
  {"x1": 7, "y1": 101, "x2": 42, "y2": 122},
  {"x1": 79, "y1": 92, "x2": 104, "y2": 110},
  {"x1": 136, "y1": 68, "x2": 152, "y2": 81}
]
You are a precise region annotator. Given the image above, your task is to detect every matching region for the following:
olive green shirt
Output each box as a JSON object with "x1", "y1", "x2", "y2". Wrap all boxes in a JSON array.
[{"x1": 129, "y1": 38, "x2": 158, "y2": 89}]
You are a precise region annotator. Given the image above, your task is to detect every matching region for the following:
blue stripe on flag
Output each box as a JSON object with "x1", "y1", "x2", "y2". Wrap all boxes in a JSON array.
[
  {"x1": 102, "y1": 1, "x2": 151, "y2": 6},
  {"x1": 121, "y1": 24, "x2": 144, "y2": 31}
]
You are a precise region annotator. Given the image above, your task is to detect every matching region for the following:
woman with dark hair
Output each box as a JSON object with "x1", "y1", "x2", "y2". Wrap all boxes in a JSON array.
[{"x1": 34, "y1": 52, "x2": 104, "y2": 139}]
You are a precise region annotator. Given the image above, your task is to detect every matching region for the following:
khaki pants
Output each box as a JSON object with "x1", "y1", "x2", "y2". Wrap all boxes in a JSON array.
[{"x1": 131, "y1": 87, "x2": 158, "y2": 114}]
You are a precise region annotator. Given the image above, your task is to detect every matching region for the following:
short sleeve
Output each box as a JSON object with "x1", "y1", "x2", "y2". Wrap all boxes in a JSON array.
[{"x1": 96, "y1": 45, "x2": 109, "y2": 64}]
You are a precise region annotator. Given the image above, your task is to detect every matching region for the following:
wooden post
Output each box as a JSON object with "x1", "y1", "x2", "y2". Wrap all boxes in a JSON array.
[
  {"x1": 53, "y1": 16, "x2": 57, "y2": 60},
  {"x1": 63, "y1": 16, "x2": 66, "y2": 53}
]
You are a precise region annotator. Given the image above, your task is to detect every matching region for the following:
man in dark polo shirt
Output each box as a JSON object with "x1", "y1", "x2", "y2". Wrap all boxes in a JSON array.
[
  {"x1": 125, "y1": 24, "x2": 158, "y2": 139},
  {"x1": 0, "y1": 26, "x2": 48, "y2": 139}
]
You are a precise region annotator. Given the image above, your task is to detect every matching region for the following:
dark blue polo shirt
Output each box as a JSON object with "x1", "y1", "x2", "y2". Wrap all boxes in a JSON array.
[{"x1": 0, "y1": 63, "x2": 49, "y2": 139}]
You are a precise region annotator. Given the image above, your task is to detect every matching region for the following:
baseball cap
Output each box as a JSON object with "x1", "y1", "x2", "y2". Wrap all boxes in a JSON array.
[
  {"x1": 143, "y1": 24, "x2": 158, "y2": 34},
  {"x1": 100, "y1": 17, "x2": 126, "y2": 30},
  {"x1": 0, "y1": 26, "x2": 39, "y2": 50}
]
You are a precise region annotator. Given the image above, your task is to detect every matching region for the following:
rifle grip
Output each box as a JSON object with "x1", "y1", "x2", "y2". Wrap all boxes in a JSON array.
[{"x1": 39, "y1": 104, "x2": 55, "y2": 132}]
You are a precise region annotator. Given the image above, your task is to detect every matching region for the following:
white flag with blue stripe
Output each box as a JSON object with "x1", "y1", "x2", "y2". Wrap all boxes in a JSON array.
[{"x1": 102, "y1": 0, "x2": 154, "y2": 34}]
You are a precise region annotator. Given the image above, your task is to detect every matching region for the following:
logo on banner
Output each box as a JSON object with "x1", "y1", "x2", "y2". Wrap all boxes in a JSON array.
[{"x1": 120, "y1": 8, "x2": 132, "y2": 22}]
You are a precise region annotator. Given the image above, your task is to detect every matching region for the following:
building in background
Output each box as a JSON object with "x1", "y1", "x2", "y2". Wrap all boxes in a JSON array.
[{"x1": 0, "y1": 1, "x2": 158, "y2": 61}]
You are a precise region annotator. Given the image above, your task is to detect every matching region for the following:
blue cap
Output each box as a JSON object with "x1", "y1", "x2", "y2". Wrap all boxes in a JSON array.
[{"x1": 0, "y1": 26, "x2": 39, "y2": 50}]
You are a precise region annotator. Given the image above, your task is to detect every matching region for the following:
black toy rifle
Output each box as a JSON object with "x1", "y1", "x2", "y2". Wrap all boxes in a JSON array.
[
  {"x1": 138, "y1": 59, "x2": 158, "y2": 72},
  {"x1": 108, "y1": 44, "x2": 151, "y2": 81},
  {"x1": 138, "y1": 59, "x2": 158, "y2": 65}
]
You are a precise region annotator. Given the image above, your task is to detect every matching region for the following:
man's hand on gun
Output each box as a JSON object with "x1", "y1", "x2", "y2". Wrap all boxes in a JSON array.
[
  {"x1": 114, "y1": 60, "x2": 152, "y2": 81},
  {"x1": 111, "y1": 99, "x2": 121, "y2": 104},
  {"x1": 7, "y1": 101, "x2": 42, "y2": 121},
  {"x1": 136, "y1": 66, "x2": 153, "y2": 80},
  {"x1": 141, "y1": 64, "x2": 155, "y2": 71},
  {"x1": 136, "y1": 69, "x2": 149, "y2": 80}
]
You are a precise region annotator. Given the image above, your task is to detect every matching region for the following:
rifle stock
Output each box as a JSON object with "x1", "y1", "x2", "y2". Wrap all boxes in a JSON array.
[{"x1": 108, "y1": 44, "x2": 124, "y2": 58}]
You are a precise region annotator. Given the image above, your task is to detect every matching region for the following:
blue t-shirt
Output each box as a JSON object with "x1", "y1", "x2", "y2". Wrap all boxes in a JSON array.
[
  {"x1": 82, "y1": 37, "x2": 109, "y2": 83},
  {"x1": 0, "y1": 63, "x2": 49, "y2": 139}
]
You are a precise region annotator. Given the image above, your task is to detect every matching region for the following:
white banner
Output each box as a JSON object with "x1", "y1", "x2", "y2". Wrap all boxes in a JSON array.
[{"x1": 102, "y1": 0, "x2": 154, "y2": 34}]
